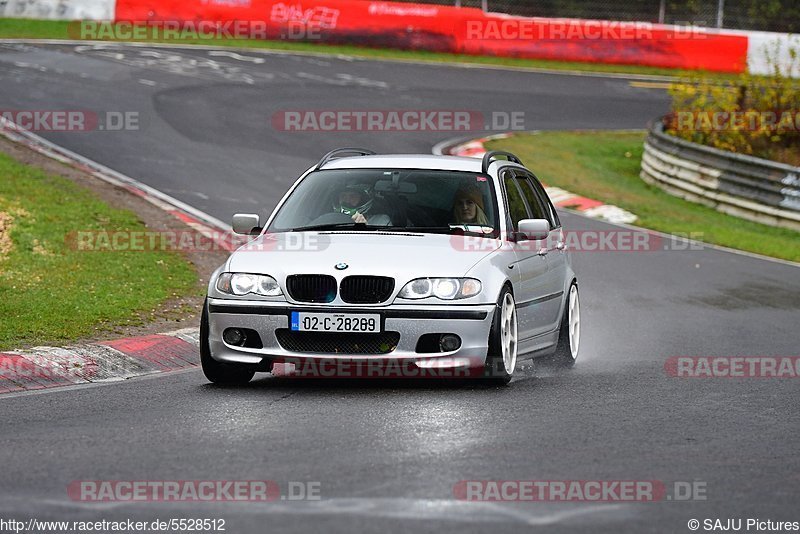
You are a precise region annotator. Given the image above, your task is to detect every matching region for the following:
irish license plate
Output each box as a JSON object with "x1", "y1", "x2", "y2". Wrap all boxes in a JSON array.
[{"x1": 290, "y1": 312, "x2": 381, "y2": 333}]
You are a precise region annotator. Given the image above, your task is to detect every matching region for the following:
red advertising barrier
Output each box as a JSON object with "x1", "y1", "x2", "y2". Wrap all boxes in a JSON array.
[{"x1": 113, "y1": 0, "x2": 748, "y2": 73}]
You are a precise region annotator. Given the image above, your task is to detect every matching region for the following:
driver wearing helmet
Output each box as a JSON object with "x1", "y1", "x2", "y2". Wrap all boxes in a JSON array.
[{"x1": 334, "y1": 184, "x2": 391, "y2": 225}]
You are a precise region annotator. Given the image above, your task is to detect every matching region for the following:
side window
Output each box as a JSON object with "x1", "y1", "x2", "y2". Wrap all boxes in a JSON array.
[
  {"x1": 502, "y1": 170, "x2": 529, "y2": 230},
  {"x1": 519, "y1": 172, "x2": 561, "y2": 229},
  {"x1": 513, "y1": 172, "x2": 548, "y2": 221}
]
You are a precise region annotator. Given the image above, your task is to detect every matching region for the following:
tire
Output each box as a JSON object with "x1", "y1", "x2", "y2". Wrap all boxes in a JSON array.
[
  {"x1": 482, "y1": 286, "x2": 518, "y2": 385},
  {"x1": 551, "y1": 282, "x2": 580, "y2": 367},
  {"x1": 200, "y1": 299, "x2": 256, "y2": 385}
]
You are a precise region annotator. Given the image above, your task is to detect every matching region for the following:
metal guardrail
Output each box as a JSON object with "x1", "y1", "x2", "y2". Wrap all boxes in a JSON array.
[{"x1": 640, "y1": 121, "x2": 800, "y2": 232}]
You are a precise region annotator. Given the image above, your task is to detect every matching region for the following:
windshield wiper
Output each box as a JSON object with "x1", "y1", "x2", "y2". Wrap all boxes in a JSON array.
[
  {"x1": 381, "y1": 226, "x2": 451, "y2": 234},
  {"x1": 291, "y1": 223, "x2": 391, "y2": 232},
  {"x1": 291, "y1": 223, "x2": 357, "y2": 232},
  {"x1": 291, "y1": 224, "x2": 497, "y2": 235},
  {"x1": 382, "y1": 226, "x2": 497, "y2": 236}
]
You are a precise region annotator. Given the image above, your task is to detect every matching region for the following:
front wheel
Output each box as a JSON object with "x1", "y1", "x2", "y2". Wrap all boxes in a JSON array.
[
  {"x1": 551, "y1": 282, "x2": 580, "y2": 367},
  {"x1": 482, "y1": 287, "x2": 518, "y2": 385},
  {"x1": 200, "y1": 299, "x2": 256, "y2": 385}
]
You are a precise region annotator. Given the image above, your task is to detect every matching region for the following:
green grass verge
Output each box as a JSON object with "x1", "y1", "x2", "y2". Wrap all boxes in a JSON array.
[
  {"x1": 485, "y1": 131, "x2": 800, "y2": 262},
  {"x1": 0, "y1": 18, "x2": 740, "y2": 80},
  {"x1": 0, "y1": 152, "x2": 197, "y2": 350}
]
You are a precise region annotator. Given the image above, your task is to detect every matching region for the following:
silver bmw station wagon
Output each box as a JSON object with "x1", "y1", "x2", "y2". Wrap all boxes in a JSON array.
[{"x1": 202, "y1": 149, "x2": 580, "y2": 385}]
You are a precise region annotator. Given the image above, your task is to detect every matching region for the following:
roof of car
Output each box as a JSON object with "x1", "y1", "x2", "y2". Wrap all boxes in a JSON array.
[{"x1": 319, "y1": 154, "x2": 487, "y2": 173}]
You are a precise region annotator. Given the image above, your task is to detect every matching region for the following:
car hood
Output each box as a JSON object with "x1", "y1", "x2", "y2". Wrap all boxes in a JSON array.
[{"x1": 227, "y1": 232, "x2": 499, "y2": 280}]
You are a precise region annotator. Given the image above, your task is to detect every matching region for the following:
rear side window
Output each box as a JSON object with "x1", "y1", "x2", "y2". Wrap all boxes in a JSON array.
[
  {"x1": 513, "y1": 173, "x2": 548, "y2": 221},
  {"x1": 517, "y1": 171, "x2": 561, "y2": 229},
  {"x1": 502, "y1": 171, "x2": 529, "y2": 231}
]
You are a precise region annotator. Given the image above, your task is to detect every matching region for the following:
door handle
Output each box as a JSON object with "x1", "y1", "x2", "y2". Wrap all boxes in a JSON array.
[
  {"x1": 537, "y1": 247, "x2": 549, "y2": 256},
  {"x1": 556, "y1": 241, "x2": 566, "y2": 251}
]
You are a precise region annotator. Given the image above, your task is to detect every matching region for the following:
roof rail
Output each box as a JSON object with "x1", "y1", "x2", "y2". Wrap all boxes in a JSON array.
[
  {"x1": 315, "y1": 148, "x2": 376, "y2": 170},
  {"x1": 481, "y1": 150, "x2": 523, "y2": 174}
]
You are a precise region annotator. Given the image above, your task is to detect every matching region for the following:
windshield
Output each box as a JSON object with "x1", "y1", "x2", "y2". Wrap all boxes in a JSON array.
[{"x1": 268, "y1": 168, "x2": 500, "y2": 236}]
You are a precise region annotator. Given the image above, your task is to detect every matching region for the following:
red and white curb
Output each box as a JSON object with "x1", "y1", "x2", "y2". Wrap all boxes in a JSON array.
[
  {"x1": 0, "y1": 329, "x2": 200, "y2": 394},
  {"x1": 0, "y1": 119, "x2": 228, "y2": 396},
  {"x1": 439, "y1": 133, "x2": 639, "y2": 225}
]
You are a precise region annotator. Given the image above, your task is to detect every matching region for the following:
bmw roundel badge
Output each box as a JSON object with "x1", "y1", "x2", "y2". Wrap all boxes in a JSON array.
[{"x1": 335, "y1": 263, "x2": 349, "y2": 270}]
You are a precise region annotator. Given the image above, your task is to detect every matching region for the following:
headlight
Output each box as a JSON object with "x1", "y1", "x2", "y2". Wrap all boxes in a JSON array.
[
  {"x1": 398, "y1": 278, "x2": 482, "y2": 300},
  {"x1": 216, "y1": 273, "x2": 283, "y2": 297}
]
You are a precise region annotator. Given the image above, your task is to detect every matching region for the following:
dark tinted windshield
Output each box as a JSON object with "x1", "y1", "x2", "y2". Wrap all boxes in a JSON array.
[{"x1": 268, "y1": 168, "x2": 499, "y2": 235}]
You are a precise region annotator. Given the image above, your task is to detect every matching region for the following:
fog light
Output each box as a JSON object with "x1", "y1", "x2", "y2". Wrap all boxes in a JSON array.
[
  {"x1": 223, "y1": 328, "x2": 246, "y2": 346},
  {"x1": 439, "y1": 334, "x2": 461, "y2": 352}
]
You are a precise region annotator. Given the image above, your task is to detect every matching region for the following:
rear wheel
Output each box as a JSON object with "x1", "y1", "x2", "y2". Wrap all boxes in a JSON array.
[
  {"x1": 200, "y1": 299, "x2": 256, "y2": 385},
  {"x1": 482, "y1": 287, "x2": 518, "y2": 385},
  {"x1": 551, "y1": 282, "x2": 580, "y2": 367}
]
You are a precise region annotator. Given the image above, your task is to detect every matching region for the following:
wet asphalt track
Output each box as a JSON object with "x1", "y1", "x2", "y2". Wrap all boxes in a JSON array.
[{"x1": 0, "y1": 42, "x2": 798, "y2": 533}]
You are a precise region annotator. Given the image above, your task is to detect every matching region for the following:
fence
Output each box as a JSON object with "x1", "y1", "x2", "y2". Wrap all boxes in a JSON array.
[{"x1": 387, "y1": 0, "x2": 800, "y2": 33}]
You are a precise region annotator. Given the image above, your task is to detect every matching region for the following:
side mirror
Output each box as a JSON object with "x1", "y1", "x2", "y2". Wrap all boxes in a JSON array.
[
  {"x1": 517, "y1": 219, "x2": 550, "y2": 241},
  {"x1": 232, "y1": 213, "x2": 262, "y2": 235}
]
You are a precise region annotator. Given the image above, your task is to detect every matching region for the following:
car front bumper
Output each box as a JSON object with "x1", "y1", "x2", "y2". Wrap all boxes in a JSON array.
[{"x1": 207, "y1": 298, "x2": 496, "y2": 373}]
